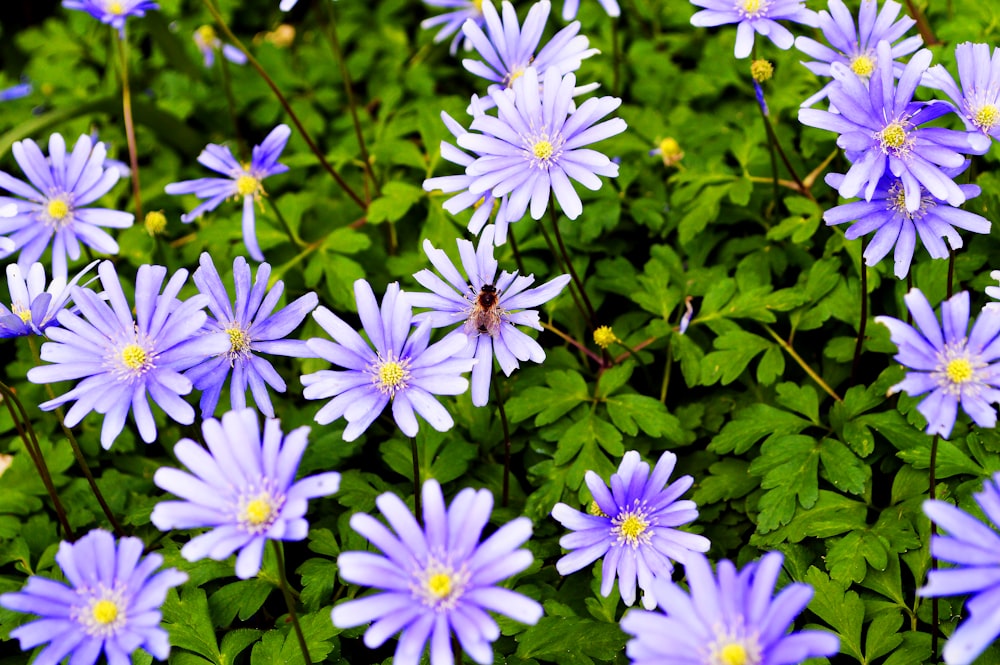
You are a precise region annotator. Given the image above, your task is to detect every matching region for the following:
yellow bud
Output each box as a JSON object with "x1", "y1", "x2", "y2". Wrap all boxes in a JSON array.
[
  {"x1": 144, "y1": 210, "x2": 167, "y2": 236},
  {"x1": 751, "y1": 59, "x2": 774, "y2": 82}
]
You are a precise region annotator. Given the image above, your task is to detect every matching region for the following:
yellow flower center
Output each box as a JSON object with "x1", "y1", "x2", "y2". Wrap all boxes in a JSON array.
[
  {"x1": 144, "y1": 210, "x2": 167, "y2": 235},
  {"x1": 243, "y1": 498, "x2": 273, "y2": 526},
  {"x1": 47, "y1": 199, "x2": 69, "y2": 220},
  {"x1": 750, "y1": 59, "x2": 773, "y2": 82},
  {"x1": 588, "y1": 500, "x2": 608, "y2": 517},
  {"x1": 107, "y1": 1, "x2": 125, "y2": 14},
  {"x1": 612, "y1": 502, "x2": 652, "y2": 547},
  {"x1": 878, "y1": 122, "x2": 908, "y2": 150},
  {"x1": 379, "y1": 361, "x2": 406, "y2": 388},
  {"x1": 227, "y1": 325, "x2": 251, "y2": 357},
  {"x1": 973, "y1": 104, "x2": 1000, "y2": 130},
  {"x1": 120, "y1": 344, "x2": 147, "y2": 370},
  {"x1": 91, "y1": 599, "x2": 119, "y2": 625},
  {"x1": 593, "y1": 325, "x2": 618, "y2": 349},
  {"x1": 236, "y1": 174, "x2": 260, "y2": 197},
  {"x1": 850, "y1": 54, "x2": 875, "y2": 77},
  {"x1": 533, "y1": 140, "x2": 554, "y2": 161},
  {"x1": 505, "y1": 67, "x2": 526, "y2": 87},
  {"x1": 946, "y1": 358, "x2": 974, "y2": 384},
  {"x1": 741, "y1": 0, "x2": 763, "y2": 16},
  {"x1": 473, "y1": 0, "x2": 483, "y2": 12},
  {"x1": 427, "y1": 573, "x2": 452, "y2": 599},
  {"x1": 197, "y1": 25, "x2": 217, "y2": 44},
  {"x1": 13, "y1": 304, "x2": 31, "y2": 324},
  {"x1": 719, "y1": 644, "x2": 749, "y2": 665},
  {"x1": 618, "y1": 515, "x2": 647, "y2": 541}
]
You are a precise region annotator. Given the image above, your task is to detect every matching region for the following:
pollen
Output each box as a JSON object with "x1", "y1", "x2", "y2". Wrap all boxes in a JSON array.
[
  {"x1": 107, "y1": 1, "x2": 124, "y2": 14},
  {"x1": 588, "y1": 500, "x2": 608, "y2": 517},
  {"x1": 946, "y1": 358, "x2": 974, "y2": 384},
  {"x1": 878, "y1": 122, "x2": 908, "y2": 150},
  {"x1": 593, "y1": 326, "x2": 618, "y2": 349},
  {"x1": 120, "y1": 344, "x2": 148, "y2": 370},
  {"x1": 197, "y1": 25, "x2": 217, "y2": 44},
  {"x1": 47, "y1": 199, "x2": 69, "y2": 220},
  {"x1": 850, "y1": 54, "x2": 875, "y2": 77},
  {"x1": 973, "y1": 104, "x2": 1000, "y2": 131},
  {"x1": 413, "y1": 558, "x2": 470, "y2": 610},
  {"x1": 13, "y1": 304, "x2": 31, "y2": 324},
  {"x1": 427, "y1": 573, "x2": 452, "y2": 599},
  {"x1": 227, "y1": 325, "x2": 252, "y2": 358},
  {"x1": 236, "y1": 174, "x2": 260, "y2": 197},
  {"x1": 533, "y1": 140, "x2": 554, "y2": 161},
  {"x1": 379, "y1": 362, "x2": 406, "y2": 388},
  {"x1": 740, "y1": 0, "x2": 765, "y2": 17},
  {"x1": 144, "y1": 210, "x2": 167, "y2": 236},
  {"x1": 505, "y1": 67, "x2": 526, "y2": 87},
  {"x1": 91, "y1": 599, "x2": 119, "y2": 625},
  {"x1": 750, "y1": 59, "x2": 773, "y2": 82},
  {"x1": 612, "y1": 502, "x2": 651, "y2": 547},
  {"x1": 719, "y1": 644, "x2": 749, "y2": 665},
  {"x1": 243, "y1": 498, "x2": 273, "y2": 526}
]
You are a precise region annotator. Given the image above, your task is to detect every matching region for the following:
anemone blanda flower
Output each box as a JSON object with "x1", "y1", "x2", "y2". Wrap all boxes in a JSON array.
[
  {"x1": 824, "y1": 167, "x2": 990, "y2": 279},
  {"x1": 620, "y1": 550, "x2": 840, "y2": 665},
  {"x1": 922, "y1": 474, "x2": 1000, "y2": 665},
  {"x1": 0, "y1": 260, "x2": 97, "y2": 338},
  {"x1": 422, "y1": 0, "x2": 486, "y2": 55},
  {"x1": 689, "y1": 0, "x2": 819, "y2": 59},
  {"x1": 279, "y1": 0, "x2": 299, "y2": 10},
  {"x1": 151, "y1": 408, "x2": 340, "y2": 579},
  {"x1": 795, "y1": 0, "x2": 921, "y2": 107},
  {"x1": 193, "y1": 24, "x2": 247, "y2": 68},
  {"x1": 561, "y1": 0, "x2": 619, "y2": 19},
  {"x1": 875, "y1": 288, "x2": 1000, "y2": 439},
  {"x1": 26, "y1": 261, "x2": 230, "y2": 449},
  {"x1": 62, "y1": 0, "x2": 158, "y2": 38},
  {"x1": 551, "y1": 450, "x2": 710, "y2": 609},
  {"x1": 423, "y1": 106, "x2": 512, "y2": 241},
  {"x1": 408, "y1": 225, "x2": 570, "y2": 407},
  {"x1": 0, "y1": 133, "x2": 134, "y2": 282},
  {"x1": 165, "y1": 124, "x2": 290, "y2": 262},
  {"x1": 799, "y1": 40, "x2": 990, "y2": 212},
  {"x1": 301, "y1": 279, "x2": 475, "y2": 441},
  {"x1": 0, "y1": 80, "x2": 32, "y2": 101},
  {"x1": 458, "y1": 67, "x2": 626, "y2": 224},
  {"x1": 183, "y1": 252, "x2": 318, "y2": 419},
  {"x1": 461, "y1": 0, "x2": 598, "y2": 102},
  {"x1": 924, "y1": 42, "x2": 1000, "y2": 142},
  {"x1": 331, "y1": 479, "x2": 543, "y2": 665},
  {"x1": 0, "y1": 529, "x2": 187, "y2": 665}
]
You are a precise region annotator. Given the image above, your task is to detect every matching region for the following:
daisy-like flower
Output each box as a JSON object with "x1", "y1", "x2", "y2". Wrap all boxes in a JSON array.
[
  {"x1": 164, "y1": 124, "x2": 291, "y2": 262},
  {"x1": 301, "y1": 279, "x2": 475, "y2": 441},
  {"x1": 551, "y1": 450, "x2": 710, "y2": 609},
  {"x1": 183, "y1": 253, "x2": 318, "y2": 419},
  {"x1": 331, "y1": 479, "x2": 543, "y2": 665},
  {"x1": 26, "y1": 261, "x2": 230, "y2": 449},
  {"x1": 409, "y1": 225, "x2": 570, "y2": 406},
  {"x1": 0, "y1": 80, "x2": 32, "y2": 102},
  {"x1": 62, "y1": 0, "x2": 159, "y2": 38},
  {"x1": 0, "y1": 260, "x2": 97, "y2": 338},
  {"x1": 620, "y1": 551, "x2": 840, "y2": 665},
  {"x1": 795, "y1": 0, "x2": 921, "y2": 107},
  {"x1": 193, "y1": 25, "x2": 247, "y2": 68},
  {"x1": 459, "y1": 67, "x2": 626, "y2": 223},
  {"x1": 423, "y1": 107, "x2": 511, "y2": 241},
  {"x1": 922, "y1": 474, "x2": 1000, "y2": 665},
  {"x1": 422, "y1": 0, "x2": 486, "y2": 55},
  {"x1": 689, "y1": 0, "x2": 819, "y2": 59},
  {"x1": 461, "y1": 1, "x2": 599, "y2": 101},
  {"x1": 924, "y1": 42, "x2": 1000, "y2": 142},
  {"x1": 561, "y1": 0, "x2": 619, "y2": 19},
  {"x1": 875, "y1": 288, "x2": 1000, "y2": 438},
  {"x1": 0, "y1": 133, "x2": 134, "y2": 282},
  {"x1": 0, "y1": 528, "x2": 187, "y2": 665},
  {"x1": 799, "y1": 40, "x2": 991, "y2": 212},
  {"x1": 824, "y1": 168, "x2": 990, "y2": 279},
  {"x1": 151, "y1": 408, "x2": 340, "y2": 579},
  {"x1": 986, "y1": 272, "x2": 1000, "y2": 311}
]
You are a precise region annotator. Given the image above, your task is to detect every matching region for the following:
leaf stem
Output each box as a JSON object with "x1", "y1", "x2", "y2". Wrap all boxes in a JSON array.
[
  {"x1": 850, "y1": 239, "x2": 868, "y2": 387},
  {"x1": 540, "y1": 321, "x2": 602, "y2": 364},
  {"x1": 492, "y1": 367, "x2": 513, "y2": 508},
  {"x1": 547, "y1": 202, "x2": 596, "y2": 326},
  {"x1": 116, "y1": 34, "x2": 143, "y2": 220},
  {"x1": 411, "y1": 436, "x2": 421, "y2": 523},
  {"x1": 762, "y1": 324, "x2": 842, "y2": 402},
  {"x1": 273, "y1": 542, "x2": 313, "y2": 665}
]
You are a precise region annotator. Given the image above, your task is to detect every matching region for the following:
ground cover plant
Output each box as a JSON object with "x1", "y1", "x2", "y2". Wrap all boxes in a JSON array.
[{"x1": 2, "y1": 0, "x2": 1000, "y2": 663}]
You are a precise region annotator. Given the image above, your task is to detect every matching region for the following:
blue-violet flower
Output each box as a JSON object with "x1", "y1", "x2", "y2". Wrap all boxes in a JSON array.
[
  {"x1": 924, "y1": 42, "x2": 1000, "y2": 142},
  {"x1": 193, "y1": 24, "x2": 247, "y2": 68},
  {"x1": 0, "y1": 260, "x2": 97, "y2": 338},
  {"x1": 62, "y1": 0, "x2": 159, "y2": 38},
  {"x1": 561, "y1": 0, "x2": 620, "y2": 20},
  {"x1": 422, "y1": 0, "x2": 486, "y2": 55},
  {"x1": 689, "y1": 0, "x2": 819, "y2": 59}
]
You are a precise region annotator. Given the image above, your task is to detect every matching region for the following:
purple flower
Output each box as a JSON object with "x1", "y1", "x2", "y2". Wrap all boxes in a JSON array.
[
  {"x1": 408, "y1": 225, "x2": 570, "y2": 406},
  {"x1": 620, "y1": 551, "x2": 840, "y2": 665},
  {"x1": 165, "y1": 124, "x2": 291, "y2": 262},
  {"x1": 924, "y1": 42, "x2": 1000, "y2": 142},
  {"x1": 331, "y1": 479, "x2": 543, "y2": 665},
  {"x1": 193, "y1": 24, "x2": 247, "y2": 68},
  {"x1": 279, "y1": 0, "x2": 299, "y2": 10},
  {"x1": 423, "y1": 107, "x2": 512, "y2": 242},
  {"x1": 62, "y1": 0, "x2": 159, "y2": 38},
  {"x1": 301, "y1": 279, "x2": 474, "y2": 441},
  {"x1": 875, "y1": 289, "x2": 1000, "y2": 439},
  {"x1": 26, "y1": 261, "x2": 230, "y2": 449},
  {"x1": 551, "y1": 450, "x2": 710, "y2": 609},
  {"x1": 0, "y1": 260, "x2": 97, "y2": 338},
  {"x1": 461, "y1": 0, "x2": 598, "y2": 100},
  {"x1": 922, "y1": 474, "x2": 1000, "y2": 665},
  {"x1": 561, "y1": 0, "x2": 620, "y2": 20},
  {"x1": 0, "y1": 529, "x2": 187, "y2": 665},
  {"x1": 824, "y1": 168, "x2": 990, "y2": 279},
  {"x1": 0, "y1": 80, "x2": 32, "y2": 101},
  {"x1": 0, "y1": 133, "x2": 134, "y2": 281},
  {"x1": 422, "y1": 0, "x2": 486, "y2": 55},
  {"x1": 151, "y1": 408, "x2": 340, "y2": 579},
  {"x1": 183, "y1": 252, "x2": 318, "y2": 419},
  {"x1": 689, "y1": 0, "x2": 819, "y2": 59},
  {"x1": 799, "y1": 40, "x2": 991, "y2": 212},
  {"x1": 795, "y1": 0, "x2": 921, "y2": 107},
  {"x1": 458, "y1": 67, "x2": 626, "y2": 224}
]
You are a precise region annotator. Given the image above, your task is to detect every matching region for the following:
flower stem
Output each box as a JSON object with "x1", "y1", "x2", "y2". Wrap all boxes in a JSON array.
[
  {"x1": 411, "y1": 437, "x2": 421, "y2": 523},
  {"x1": 272, "y1": 542, "x2": 313, "y2": 665},
  {"x1": 928, "y1": 433, "x2": 940, "y2": 660},
  {"x1": 219, "y1": 56, "x2": 247, "y2": 158},
  {"x1": 903, "y1": 0, "x2": 938, "y2": 46},
  {"x1": 492, "y1": 368, "x2": 513, "y2": 508},
  {"x1": 201, "y1": 0, "x2": 367, "y2": 211},
  {"x1": 0, "y1": 381, "x2": 73, "y2": 538},
  {"x1": 547, "y1": 202, "x2": 596, "y2": 327},
  {"x1": 762, "y1": 324, "x2": 842, "y2": 402},
  {"x1": 116, "y1": 34, "x2": 143, "y2": 220},
  {"x1": 756, "y1": 93, "x2": 813, "y2": 202},
  {"x1": 947, "y1": 248, "x2": 955, "y2": 298},
  {"x1": 508, "y1": 229, "x2": 527, "y2": 275},
  {"x1": 541, "y1": 321, "x2": 603, "y2": 365},
  {"x1": 537, "y1": 215, "x2": 589, "y2": 325},
  {"x1": 850, "y1": 240, "x2": 868, "y2": 388},
  {"x1": 659, "y1": 340, "x2": 673, "y2": 403}
]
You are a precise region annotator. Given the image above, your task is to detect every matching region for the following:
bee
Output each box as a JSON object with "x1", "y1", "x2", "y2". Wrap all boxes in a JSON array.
[{"x1": 465, "y1": 283, "x2": 503, "y2": 337}]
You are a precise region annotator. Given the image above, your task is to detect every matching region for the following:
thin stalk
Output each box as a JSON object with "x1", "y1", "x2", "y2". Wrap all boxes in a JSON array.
[
  {"x1": 116, "y1": 35, "x2": 143, "y2": 220},
  {"x1": 929, "y1": 434, "x2": 940, "y2": 661},
  {"x1": 411, "y1": 437, "x2": 422, "y2": 522},
  {"x1": 547, "y1": 203, "x2": 596, "y2": 325},
  {"x1": 540, "y1": 321, "x2": 603, "y2": 364},
  {"x1": 0, "y1": 382, "x2": 73, "y2": 538},
  {"x1": 947, "y1": 248, "x2": 955, "y2": 298},
  {"x1": 906, "y1": 272, "x2": 914, "y2": 324},
  {"x1": 269, "y1": 196, "x2": 305, "y2": 249},
  {"x1": 536, "y1": 218, "x2": 588, "y2": 324},
  {"x1": 758, "y1": 101, "x2": 812, "y2": 201},
  {"x1": 508, "y1": 229, "x2": 526, "y2": 275},
  {"x1": 659, "y1": 340, "x2": 673, "y2": 403},
  {"x1": 202, "y1": 0, "x2": 367, "y2": 211},
  {"x1": 850, "y1": 240, "x2": 868, "y2": 387},
  {"x1": 756, "y1": 89, "x2": 781, "y2": 210},
  {"x1": 317, "y1": 0, "x2": 378, "y2": 200},
  {"x1": 904, "y1": 0, "x2": 938, "y2": 45},
  {"x1": 493, "y1": 368, "x2": 513, "y2": 507},
  {"x1": 762, "y1": 325, "x2": 842, "y2": 402},
  {"x1": 219, "y1": 56, "x2": 247, "y2": 157},
  {"x1": 273, "y1": 542, "x2": 313, "y2": 665}
]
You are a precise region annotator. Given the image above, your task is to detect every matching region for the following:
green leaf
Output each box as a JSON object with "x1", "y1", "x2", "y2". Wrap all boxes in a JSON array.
[
  {"x1": 220, "y1": 629, "x2": 263, "y2": 665},
  {"x1": 367, "y1": 181, "x2": 425, "y2": 224},
  {"x1": 880, "y1": 632, "x2": 931, "y2": 665},
  {"x1": 700, "y1": 330, "x2": 771, "y2": 385},
  {"x1": 750, "y1": 435, "x2": 821, "y2": 533},
  {"x1": 804, "y1": 567, "x2": 865, "y2": 662},
  {"x1": 754, "y1": 490, "x2": 867, "y2": 544},
  {"x1": 775, "y1": 383, "x2": 820, "y2": 424},
  {"x1": 506, "y1": 370, "x2": 589, "y2": 425},
  {"x1": 818, "y1": 438, "x2": 869, "y2": 496},
  {"x1": 163, "y1": 586, "x2": 222, "y2": 663},
  {"x1": 710, "y1": 404, "x2": 812, "y2": 455},
  {"x1": 209, "y1": 579, "x2": 273, "y2": 627},
  {"x1": 865, "y1": 610, "x2": 904, "y2": 663},
  {"x1": 596, "y1": 361, "x2": 634, "y2": 398},
  {"x1": 515, "y1": 615, "x2": 627, "y2": 665},
  {"x1": 554, "y1": 413, "x2": 623, "y2": 465},
  {"x1": 605, "y1": 394, "x2": 686, "y2": 443},
  {"x1": 297, "y1": 557, "x2": 338, "y2": 613},
  {"x1": 692, "y1": 458, "x2": 758, "y2": 504}
]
